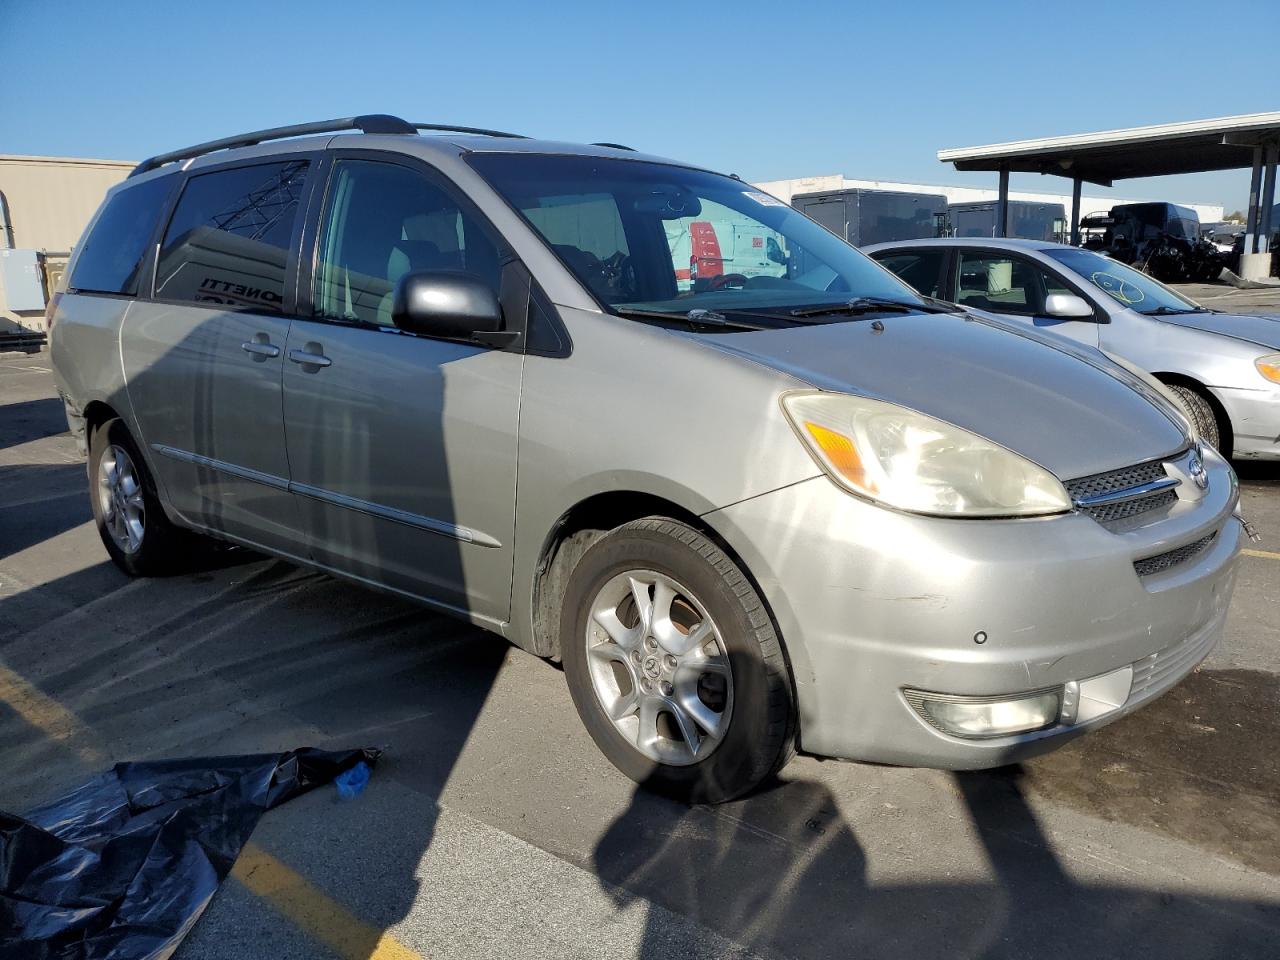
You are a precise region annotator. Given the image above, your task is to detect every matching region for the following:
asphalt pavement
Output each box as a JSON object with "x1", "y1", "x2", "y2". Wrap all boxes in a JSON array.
[{"x1": 2, "y1": 349, "x2": 1278, "y2": 960}]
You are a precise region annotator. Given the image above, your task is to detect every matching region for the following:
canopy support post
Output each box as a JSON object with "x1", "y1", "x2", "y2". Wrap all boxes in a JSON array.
[
  {"x1": 1245, "y1": 146, "x2": 1264, "y2": 255},
  {"x1": 995, "y1": 167, "x2": 1009, "y2": 238},
  {"x1": 1069, "y1": 177, "x2": 1083, "y2": 246},
  {"x1": 1258, "y1": 142, "x2": 1278, "y2": 257}
]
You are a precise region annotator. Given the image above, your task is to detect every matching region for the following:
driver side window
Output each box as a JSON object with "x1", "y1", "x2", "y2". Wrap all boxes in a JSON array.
[
  {"x1": 955, "y1": 252, "x2": 1056, "y2": 316},
  {"x1": 314, "y1": 160, "x2": 501, "y2": 327}
]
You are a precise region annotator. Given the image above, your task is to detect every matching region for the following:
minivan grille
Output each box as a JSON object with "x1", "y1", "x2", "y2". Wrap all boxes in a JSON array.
[
  {"x1": 1066, "y1": 451, "x2": 1185, "y2": 524},
  {"x1": 1133, "y1": 533, "x2": 1216, "y2": 578}
]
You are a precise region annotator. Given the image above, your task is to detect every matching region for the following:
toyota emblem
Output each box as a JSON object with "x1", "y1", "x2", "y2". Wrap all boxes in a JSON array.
[{"x1": 1189, "y1": 452, "x2": 1208, "y2": 490}]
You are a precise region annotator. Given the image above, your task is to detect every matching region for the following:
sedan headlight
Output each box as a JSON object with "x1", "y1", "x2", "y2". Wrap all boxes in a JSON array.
[
  {"x1": 1256, "y1": 354, "x2": 1280, "y2": 385},
  {"x1": 781, "y1": 391, "x2": 1071, "y2": 517}
]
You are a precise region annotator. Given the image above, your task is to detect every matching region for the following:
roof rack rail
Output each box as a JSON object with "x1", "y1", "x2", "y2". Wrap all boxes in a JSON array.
[
  {"x1": 411, "y1": 123, "x2": 528, "y2": 140},
  {"x1": 128, "y1": 116, "x2": 532, "y2": 179},
  {"x1": 129, "y1": 114, "x2": 417, "y2": 178},
  {"x1": 592, "y1": 142, "x2": 635, "y2": 151}
]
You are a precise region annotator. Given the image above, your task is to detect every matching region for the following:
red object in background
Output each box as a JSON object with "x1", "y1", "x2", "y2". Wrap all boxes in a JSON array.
[{"x1": 689, "y1": 221, "x2": 723, "y2": 280}]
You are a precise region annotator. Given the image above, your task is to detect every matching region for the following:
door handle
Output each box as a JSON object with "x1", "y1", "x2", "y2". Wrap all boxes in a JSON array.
[
  {"x1": 240, "y1": 340, "x2": 280, "y2": 360},
  {"x1": 287, "y1": 347, "x2": 332, "y2": 368}
]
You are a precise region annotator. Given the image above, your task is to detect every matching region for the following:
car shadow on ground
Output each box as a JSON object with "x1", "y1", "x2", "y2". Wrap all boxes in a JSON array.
[
  {"x1": 595, "y1": 759, "x2": 1280, "y2": 959},
  {"x1": 1235, "y1": 459, "x2": 1280, "y2": 487},
  {"x1": 0, "y1": 396, "x2": 68, "y2": 451}
]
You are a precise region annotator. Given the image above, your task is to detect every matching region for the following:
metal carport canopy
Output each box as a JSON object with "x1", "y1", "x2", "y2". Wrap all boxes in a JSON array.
[
  {"x1": 937, "y1": 112, "x2": 1280, "y2": 257},
  {"x1": 937, "y1": 112, "x2": 1280, "y2": 186}
]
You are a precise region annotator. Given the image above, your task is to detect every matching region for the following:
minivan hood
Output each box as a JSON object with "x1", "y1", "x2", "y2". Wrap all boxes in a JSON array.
[
  {"x1": 1154, "y1": 311, "x2": 1280, "y2": 350},
  {"x1": 700, "y1": 312, "x2": 1187, "y2": 480}
]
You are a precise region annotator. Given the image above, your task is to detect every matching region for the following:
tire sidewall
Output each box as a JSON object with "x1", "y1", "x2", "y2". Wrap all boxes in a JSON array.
[
  {"x1": 561, "y1": 523, "x2": 789, "y2": 804},
  {"x1": 1170, "y1": 385, "x2": 1226, "y2": 457}
]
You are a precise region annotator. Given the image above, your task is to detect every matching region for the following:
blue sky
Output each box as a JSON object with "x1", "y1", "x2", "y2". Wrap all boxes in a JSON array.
[{"x1": 3, "y1": 0, "x2": 1276, "y2": 211}]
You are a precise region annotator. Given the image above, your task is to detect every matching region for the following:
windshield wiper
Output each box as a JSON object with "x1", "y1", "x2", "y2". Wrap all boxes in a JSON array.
[
  {"x1": 613, "y1": 306, "x2": 778, "y2": 331},
  {"x1": 1145, "y1": 305, "x2": 1206, "y2": 316},
  {"x1": 788, "y1": 296, "x2": 951, "y2": 319}
]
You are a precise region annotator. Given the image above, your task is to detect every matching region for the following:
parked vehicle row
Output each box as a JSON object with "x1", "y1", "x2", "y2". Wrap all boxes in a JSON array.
[
  {"x1": 787, "y1": 189, "x2": 1069, "y2": 245},
  {"x1": 52, "y1": 116, "x2": 1245, "y2": 802}
]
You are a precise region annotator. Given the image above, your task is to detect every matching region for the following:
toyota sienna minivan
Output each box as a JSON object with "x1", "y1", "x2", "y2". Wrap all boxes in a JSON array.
[{"x1": 50, "y1": 116, "x2": 1244, "y2": 802}]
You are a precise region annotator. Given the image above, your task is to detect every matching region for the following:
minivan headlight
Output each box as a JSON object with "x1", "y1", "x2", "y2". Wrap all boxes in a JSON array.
[
  {"x1": 1256, "y1": 354, "x2": 1280, "y2": 385},
  {"x1": 780, "y1": 391, "x2": 1071, "y2": 517}
]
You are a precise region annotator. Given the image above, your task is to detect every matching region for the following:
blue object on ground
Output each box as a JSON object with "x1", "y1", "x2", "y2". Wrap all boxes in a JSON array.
[{"x1": 334, "y1": 760, "x2": 372, "y2": 800}]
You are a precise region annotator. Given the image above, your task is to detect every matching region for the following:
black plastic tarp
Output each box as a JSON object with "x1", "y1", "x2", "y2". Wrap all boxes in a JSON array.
[{"x1": 0, "y1": 747, "x2": 378, "y2": 960}]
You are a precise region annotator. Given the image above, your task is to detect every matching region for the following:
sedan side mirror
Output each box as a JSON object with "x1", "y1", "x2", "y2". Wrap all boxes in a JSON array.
[
  {"x1": 391, "y1": 271, "x2": 503, "y2": 341},
  {"x1": 1043, "y1": 292, "x2": 1095, "y2": 319}
]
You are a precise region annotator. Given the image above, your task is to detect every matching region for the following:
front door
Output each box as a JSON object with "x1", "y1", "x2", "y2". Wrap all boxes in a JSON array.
[
  {"x1": 281, "y1": 157, "x2": 522, "y2": 623},
  {"x1": 952, "y1": 249, "x2": 1101, "y2": 347},
  {"x1": 122, "y1": 158, "x2": 312, "y2": 554}
]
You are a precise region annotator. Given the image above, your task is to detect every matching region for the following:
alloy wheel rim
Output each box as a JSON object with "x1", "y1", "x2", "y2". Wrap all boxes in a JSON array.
[
  {"x1": 97, "y1": 444, "x2": 145, "y2": 554},
  {"x1": 585, "y1": 569, "x2": 734, "y2": 766}
]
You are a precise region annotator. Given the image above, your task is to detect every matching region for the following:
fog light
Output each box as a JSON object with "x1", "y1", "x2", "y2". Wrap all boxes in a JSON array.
[{"x1": 903, "y1": 688, "x2": 1061, "y2": 739}]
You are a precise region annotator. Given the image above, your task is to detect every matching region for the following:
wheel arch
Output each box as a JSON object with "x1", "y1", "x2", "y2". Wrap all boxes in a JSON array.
[
  {"x1": 1150, "y1": 372, "x2": 1233, "y2": 457},
  {"x1": 83, "y1": 399, "x2": 121, "y2": 436},
  {"x1": 528, "y1": 491, "x2": 789, "y2": 674}
]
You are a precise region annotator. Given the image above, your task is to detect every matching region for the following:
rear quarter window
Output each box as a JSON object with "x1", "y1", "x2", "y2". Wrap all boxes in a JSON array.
[
  {"x1": 155, "y1": 160, "x2": 309, "y2": 313},
  {"x1": 69, "y1": 175, "x2": 175, "y2": 295}
]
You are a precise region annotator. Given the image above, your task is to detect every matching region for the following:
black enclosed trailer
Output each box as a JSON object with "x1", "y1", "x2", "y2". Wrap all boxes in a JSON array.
[
  {"x1": 948, "y1": 200, "x2": 1066, "y2": 241},
  {"x1": 791, "y1": 188, "x2": 948, "y2": 247}
]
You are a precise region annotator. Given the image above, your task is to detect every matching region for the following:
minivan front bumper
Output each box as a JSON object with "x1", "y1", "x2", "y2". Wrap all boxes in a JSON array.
[{"x1": 704, "y1": 449, "x2": 1243, "y2": 768}]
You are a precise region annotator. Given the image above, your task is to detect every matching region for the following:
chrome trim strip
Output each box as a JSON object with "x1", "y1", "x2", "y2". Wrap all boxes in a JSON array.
[
  {"x1": 152, "y1": 443, "x2": 289, "y2": 490},
  {"x1": 289, "y1": 482, "x2": 501, "y2": 548},
  {"x1": 151, "y1": 444, "x2": 500, "y2": 548},
  {"x1": 1073, "y1": 475, "x2": 1180, "y2": 508}
]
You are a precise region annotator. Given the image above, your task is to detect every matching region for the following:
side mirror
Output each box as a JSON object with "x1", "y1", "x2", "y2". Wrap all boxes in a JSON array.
[
  {"x1": 391, "y1": 271, "x2": 503, "y2": 340},
  {"x1": 1043, "y1": 292, "x2": 1095, "y2": 319}
]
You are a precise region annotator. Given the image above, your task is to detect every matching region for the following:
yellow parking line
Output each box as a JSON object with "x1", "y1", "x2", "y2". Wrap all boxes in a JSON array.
[
  {"x1": 0, "y1": 659, "x2": 104, "y2": 764},
  {"x1": 1243, "y1": 548, "x2": 1280, "y2": 561},
  {"x1": 232, "y1": 845, "x2": 420, "y2": 960},
  {"x1": 0, "y1": 659, "x2": 422, "y2": 960}
]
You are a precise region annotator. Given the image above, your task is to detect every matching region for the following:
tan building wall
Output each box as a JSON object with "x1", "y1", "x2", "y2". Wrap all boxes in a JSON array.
[{"x1": 1, "y1": 154, "x2": 135, "y2": 332}]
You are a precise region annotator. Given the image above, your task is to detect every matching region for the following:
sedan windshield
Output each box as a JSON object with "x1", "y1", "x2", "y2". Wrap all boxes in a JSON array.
[
  {"x1": 468, "y1": 153, "x2": 926, "y2": 322},
  {"x1": 1044, "y1": 247, "x2": 1204, "y2": 315}
]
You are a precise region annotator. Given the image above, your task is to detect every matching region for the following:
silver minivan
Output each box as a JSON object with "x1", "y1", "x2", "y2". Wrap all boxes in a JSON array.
[
  {"x1": 865, "y1": 237, "x2": 1280, "y2": 460},
  {"x1": 51, "y1": 116, "x2": 1244, "y2": 802}
]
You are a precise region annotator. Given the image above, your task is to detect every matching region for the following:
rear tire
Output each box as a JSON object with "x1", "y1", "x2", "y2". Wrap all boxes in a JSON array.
[
  {"x1": 88, "y1": 418, "x2": 199, "y2": 576},
  {"x1": 1167, "y1": 384, "x2": 1229, "y2": 458},
  {"x1": 561, "y1": 518, "x2": 796, "y2": 804}
]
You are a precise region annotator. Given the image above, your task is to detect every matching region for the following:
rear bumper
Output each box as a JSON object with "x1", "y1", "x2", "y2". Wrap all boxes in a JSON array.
[
  {"x1": 1213, "y1": 384, "x2": 1280, "y2": 460},
  {"x1": 705, "y1": 448, "x2": 1243, "y2": 768}
]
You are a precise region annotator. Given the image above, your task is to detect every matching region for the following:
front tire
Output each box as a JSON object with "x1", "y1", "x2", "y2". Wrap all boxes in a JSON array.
[
  {"x1": 1168, "y1": 385, "x2": 1229, "y2": 459},
  {"x1": 88, "y1": 418, "x2": 197, "y2": 576},
  {"x1": 561, "y1": 518, "x2": 796, "y2": 803}
]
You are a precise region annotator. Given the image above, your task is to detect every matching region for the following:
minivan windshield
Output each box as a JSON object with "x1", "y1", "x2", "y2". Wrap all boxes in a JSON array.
[
  {"x1": 1044, "y1": 247, "x2": 1205, "y2": 315},
  {"x1": 468, "y1": 154, "x2": 927, "y2": 323}
]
